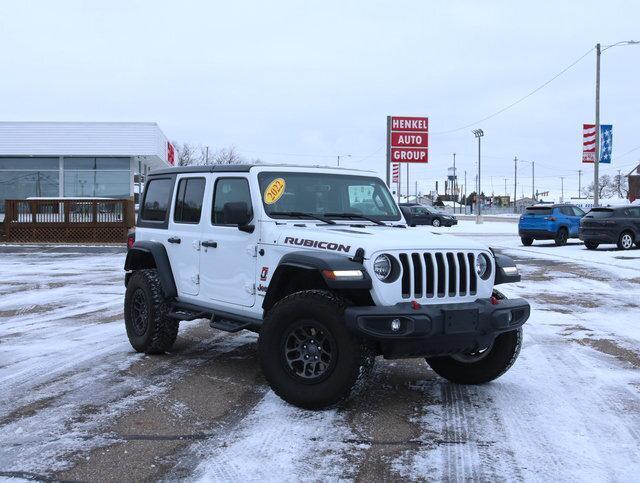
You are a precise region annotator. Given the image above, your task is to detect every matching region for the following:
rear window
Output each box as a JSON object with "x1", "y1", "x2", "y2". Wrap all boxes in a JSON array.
[
  {"x1": 585, "y1": 209, "x2": 614, "y2": 218},
  {"x1": 141, "y1": 178, "x2": 174, "y2": 222},
  {"x1": 525, "y1": 207, "x2": 552, "y2": 215}
]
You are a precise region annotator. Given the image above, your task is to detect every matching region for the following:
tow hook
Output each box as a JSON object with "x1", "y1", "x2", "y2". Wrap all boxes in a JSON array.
[{"x1": 490, "y1": 296, "x2": 500, "y2": 305}]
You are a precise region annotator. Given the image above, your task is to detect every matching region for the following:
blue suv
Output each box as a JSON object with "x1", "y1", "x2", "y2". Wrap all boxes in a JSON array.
[{"x1": 518, "y1": 204, "x2": 586, "y2": 246}]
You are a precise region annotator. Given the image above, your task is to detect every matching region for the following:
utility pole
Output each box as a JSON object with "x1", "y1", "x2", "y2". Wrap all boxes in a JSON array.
[
  {"x1": 452, "y1": 152, "x2": 456, "y2": 211},
  {"x1": 464, "y1": 170, "x2": 467, "y2": 214},
  {"x1": 594, "y1": 42, "x2": 601, "y2": 207},
  {"x1": 532, "y1": 161, "x2": 535, "y2": 201},
  {"x1": 617, "y1": 169, "x2": 622, "y2": 197},
  {"x1": 561, "y1": 177, "x2": 564, "y2": 202},
  {"x1": 504, "y1": 178, "x2": 507, "y2": 197},
  {"x1": 513, "y1": 157, "x2": 518, "y2": 214},
  {"x1": 205, "y1": 146, "x2": 209, "y2": 164},
  {"x1": 472, "y1": 129, "x2": 484, "y2": 223},
  {"x1": 578, "y1": 170, "x2": 582, "y2": 198}
]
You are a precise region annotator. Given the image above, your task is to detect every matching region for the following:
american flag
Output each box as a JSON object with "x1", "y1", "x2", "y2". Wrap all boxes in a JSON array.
[{"x1": 582, "y1": 124, "x2": 613, "y2": 164}]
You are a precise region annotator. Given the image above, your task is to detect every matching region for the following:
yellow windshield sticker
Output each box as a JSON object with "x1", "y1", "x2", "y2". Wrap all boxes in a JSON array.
[{"x1": 264, "y1": 178, "x2": 286, "y2": 204}]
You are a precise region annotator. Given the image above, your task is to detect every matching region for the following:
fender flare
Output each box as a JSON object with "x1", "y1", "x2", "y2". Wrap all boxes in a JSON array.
[
  {"x1": 494, "y1": 253, "x2": 521, "y2": 285},
  {"x1": 124, "y1": 241, "x2": 177, "y2": 298},
  {"x1": 262, "y1": 251, "x2": 372, "y2": 310}
]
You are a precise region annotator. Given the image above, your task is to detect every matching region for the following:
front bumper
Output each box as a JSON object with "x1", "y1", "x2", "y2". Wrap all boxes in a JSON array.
[{"x1": 344, "y1": 298, "x2": 530, "y2": 359}]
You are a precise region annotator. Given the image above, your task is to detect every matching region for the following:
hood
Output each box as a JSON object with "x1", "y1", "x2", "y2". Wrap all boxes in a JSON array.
[{"x1": 265, "y1": 222, "x2": 489, "y2": 258}]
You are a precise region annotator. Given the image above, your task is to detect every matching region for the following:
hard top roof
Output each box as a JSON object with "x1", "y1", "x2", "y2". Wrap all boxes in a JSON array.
[{"x1": 149, "y1": 163, "x2": 373, "y2": 176}]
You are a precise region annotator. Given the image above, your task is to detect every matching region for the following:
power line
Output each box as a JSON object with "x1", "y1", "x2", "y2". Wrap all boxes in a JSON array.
[{"x1": 431, "y1": 46, "x2": 595, "y2": 135}]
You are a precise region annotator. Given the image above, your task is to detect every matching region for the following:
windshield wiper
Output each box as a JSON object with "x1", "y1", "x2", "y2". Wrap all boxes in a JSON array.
[
  {"x1": 324, "y1": 212, "x2": 387, "y2": 226},
  {"x1": 269, "y1": 211, "x2": 336, "y2": 225}
]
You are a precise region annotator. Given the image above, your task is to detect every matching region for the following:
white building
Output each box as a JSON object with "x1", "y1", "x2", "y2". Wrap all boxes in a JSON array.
[{"x1": 0, "y1": 122, "x2": 174, "y2": 213}]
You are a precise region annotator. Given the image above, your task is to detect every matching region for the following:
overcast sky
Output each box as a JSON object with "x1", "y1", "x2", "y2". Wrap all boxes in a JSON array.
[{"x1": 1, "y1": 0, "x2": 639, "y2": 198}]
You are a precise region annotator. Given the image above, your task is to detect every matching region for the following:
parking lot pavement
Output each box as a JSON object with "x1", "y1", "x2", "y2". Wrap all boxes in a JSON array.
[{"x1": 0, "y1": 239, "x2": 639, "y2": 481}]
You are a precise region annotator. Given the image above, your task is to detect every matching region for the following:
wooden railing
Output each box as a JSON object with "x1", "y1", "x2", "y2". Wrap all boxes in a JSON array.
[{"x1": 3, "y1": 198, "x2": 135, "y2": 243}]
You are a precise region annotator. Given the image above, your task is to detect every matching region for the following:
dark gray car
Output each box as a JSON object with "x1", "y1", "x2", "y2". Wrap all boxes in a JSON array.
[
  {"x1": 580, "y1": 206, "x2": 640, "y2": 250},
  {"x1": 399, "y1": 203, "x2": 458, "y2": 227}
]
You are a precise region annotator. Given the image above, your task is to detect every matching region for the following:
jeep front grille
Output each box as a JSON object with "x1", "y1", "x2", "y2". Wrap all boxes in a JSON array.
[{"x1": 398, "y1": 251, "x2": 477, "y2": 299}]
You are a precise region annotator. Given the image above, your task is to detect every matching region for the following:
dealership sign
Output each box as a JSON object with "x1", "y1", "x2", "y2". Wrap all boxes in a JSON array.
[{"x1": 387, "y1": 116, "x2": 429, "y2": 163}]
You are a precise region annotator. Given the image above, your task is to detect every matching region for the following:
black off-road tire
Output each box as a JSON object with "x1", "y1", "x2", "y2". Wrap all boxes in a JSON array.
[
  {"x1": 426, "y1": 328, "x2": 523, "y2": 385},
  {"x1": 124, "y1": 269, "x2": 179, "y2": 354},
  {"x1": 521, "y1": 237, "x2": 534, "y2": 246},
  {"x1": 617, "y1": 231, "x2": 634, "y2": 250},
  {"x1": 258, "y1": 290, "x2": 374, "y2": 410},
  {"x1": 585, "y1": 240, "x2": 599, "y2": 250},
  {"x1": 554, "y1": 228, "x2": 568, "y2": 246}
]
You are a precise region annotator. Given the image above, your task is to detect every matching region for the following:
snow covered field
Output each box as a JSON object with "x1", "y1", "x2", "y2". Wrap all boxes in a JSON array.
[{"x1": 0, "y1": 224, "x2": 639, "y2": 481}]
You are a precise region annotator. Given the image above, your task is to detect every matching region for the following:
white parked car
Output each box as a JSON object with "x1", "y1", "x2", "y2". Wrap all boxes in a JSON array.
[{"x1": 124, "y1": 164, "x2": 530, "y2": 409}]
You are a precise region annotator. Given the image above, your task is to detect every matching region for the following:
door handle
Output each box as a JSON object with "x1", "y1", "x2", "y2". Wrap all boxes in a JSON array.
[
  {"x1": 202, "y1": 240, "x2": 218, "y2": 248},
  {"x1": 168, "y1": 237, "x2": 181, "y2": 244}
]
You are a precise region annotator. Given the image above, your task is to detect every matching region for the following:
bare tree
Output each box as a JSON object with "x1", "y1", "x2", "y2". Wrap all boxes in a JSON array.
[
  {"x1": 210, "y1": 145, "x2": 244, "y2": 165},
  {"x1": 173, "y1": 142, "x2": 198, "y2": 166},
  {"x1": 582, "y1": 175, "x2": 618, "y2": 199},
  {"x1": 612, "y1": 173, "x2": 629, "y2": 198},
  {"x1": 173, "y1": 142, "x2": 246, "y2": 166}
]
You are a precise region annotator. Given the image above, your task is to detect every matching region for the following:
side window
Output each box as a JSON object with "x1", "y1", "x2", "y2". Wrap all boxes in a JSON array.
[
  {"x1": 560, "y1": 207, "x2": 573, "y2": 216},
  {"x1": 572, "y1": 207, "x2": 585, "y2": 217},
  {"x1": 629, "y1": 207, "x2": 640, "y2": 218},
  {"x1": 141, "y1": 178, "x2": 173, "y2": 222},
  {"x1": 174, "y1": 177, "x2": 206, "y2": 224},
  {"x1": 212, "y1": 178, "x2": 253, "y2": 225}
]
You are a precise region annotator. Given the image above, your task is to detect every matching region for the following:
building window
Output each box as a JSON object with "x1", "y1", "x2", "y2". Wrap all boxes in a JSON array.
[
  {"x1": 0, "y1": 157, "x2": 59, "y2": 213},
  {"x1": 62, "y1": 157, "x2": 131, "y2": 198}
]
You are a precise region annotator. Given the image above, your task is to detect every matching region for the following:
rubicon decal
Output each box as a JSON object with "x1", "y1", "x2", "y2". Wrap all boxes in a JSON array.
[{"x1": 284, "y1": 237, "x2": 351, "y2": 253}]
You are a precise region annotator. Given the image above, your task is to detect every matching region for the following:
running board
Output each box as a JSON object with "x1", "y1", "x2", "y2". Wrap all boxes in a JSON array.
[
  {"x1": 209, "y1": 318, "x2": 253, "y2": 333},
  {"x1": 168, "y1": 301, "x2": 262, "y2": 333},
  {"x1": 167, "y1": 309, "x2": 207, "y2": 321}
]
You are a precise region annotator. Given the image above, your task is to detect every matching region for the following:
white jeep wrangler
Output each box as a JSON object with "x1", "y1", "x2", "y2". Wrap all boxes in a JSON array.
[{"x1": 124, "y1": 164, "x2": 529, "y2": 409}]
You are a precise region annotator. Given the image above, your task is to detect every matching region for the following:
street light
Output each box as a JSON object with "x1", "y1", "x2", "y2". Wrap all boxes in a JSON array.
[
  {"x1": 593, "y1": 40, "x2": 639, "y2": 207},
  {"x1": 472, "y1": 129, "x2": 484, "y2": 224}
]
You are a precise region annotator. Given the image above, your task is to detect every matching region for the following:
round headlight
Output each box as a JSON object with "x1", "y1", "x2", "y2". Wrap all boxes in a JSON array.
[
  {"x1": 475, "y1": 253, "x2": 491, "y2": 279},
  {"x1": 373, "y1": 254, "x2": 392, "y2": 280}
]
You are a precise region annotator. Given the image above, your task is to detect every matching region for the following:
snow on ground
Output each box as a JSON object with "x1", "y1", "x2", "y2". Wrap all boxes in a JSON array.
[{"x1": 1, "y1": 227, "x2": 639, "y2": 480}]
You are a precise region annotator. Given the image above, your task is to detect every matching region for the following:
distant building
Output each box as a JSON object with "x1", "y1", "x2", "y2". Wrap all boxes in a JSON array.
[
  {"x1": 0, "y1": 122, "x2": 173, "y2": 213},
  {"x1": 628, "y1": 163, "x2": 640, "y2": 203},
  {"x1": 515, "y1": 197, "x2": 536, "y2": 210}
]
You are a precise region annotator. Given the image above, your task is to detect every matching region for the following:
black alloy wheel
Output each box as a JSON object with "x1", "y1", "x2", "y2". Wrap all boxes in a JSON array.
[
  {"x1": 131, "y1": 288, "x2": 149, "y2": 337},
  {"x1": 282, "y1": 320, "x2": 337, "y2": 382}
]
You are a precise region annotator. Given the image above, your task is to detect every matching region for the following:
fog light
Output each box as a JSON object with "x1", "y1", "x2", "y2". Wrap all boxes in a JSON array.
[{"x1": 390, "y1": 319, "x2": 401, "y2": 331}]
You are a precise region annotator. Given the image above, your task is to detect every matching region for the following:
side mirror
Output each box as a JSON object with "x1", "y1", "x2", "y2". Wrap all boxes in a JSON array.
[{"x1": 223, "y1": 201, "x2": 254, "y2": 232}]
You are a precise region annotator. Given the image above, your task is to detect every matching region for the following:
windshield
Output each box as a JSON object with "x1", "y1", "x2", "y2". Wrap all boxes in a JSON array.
[{"x1": 258, "y1": 172, "x2": 401, "y2": 221}]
